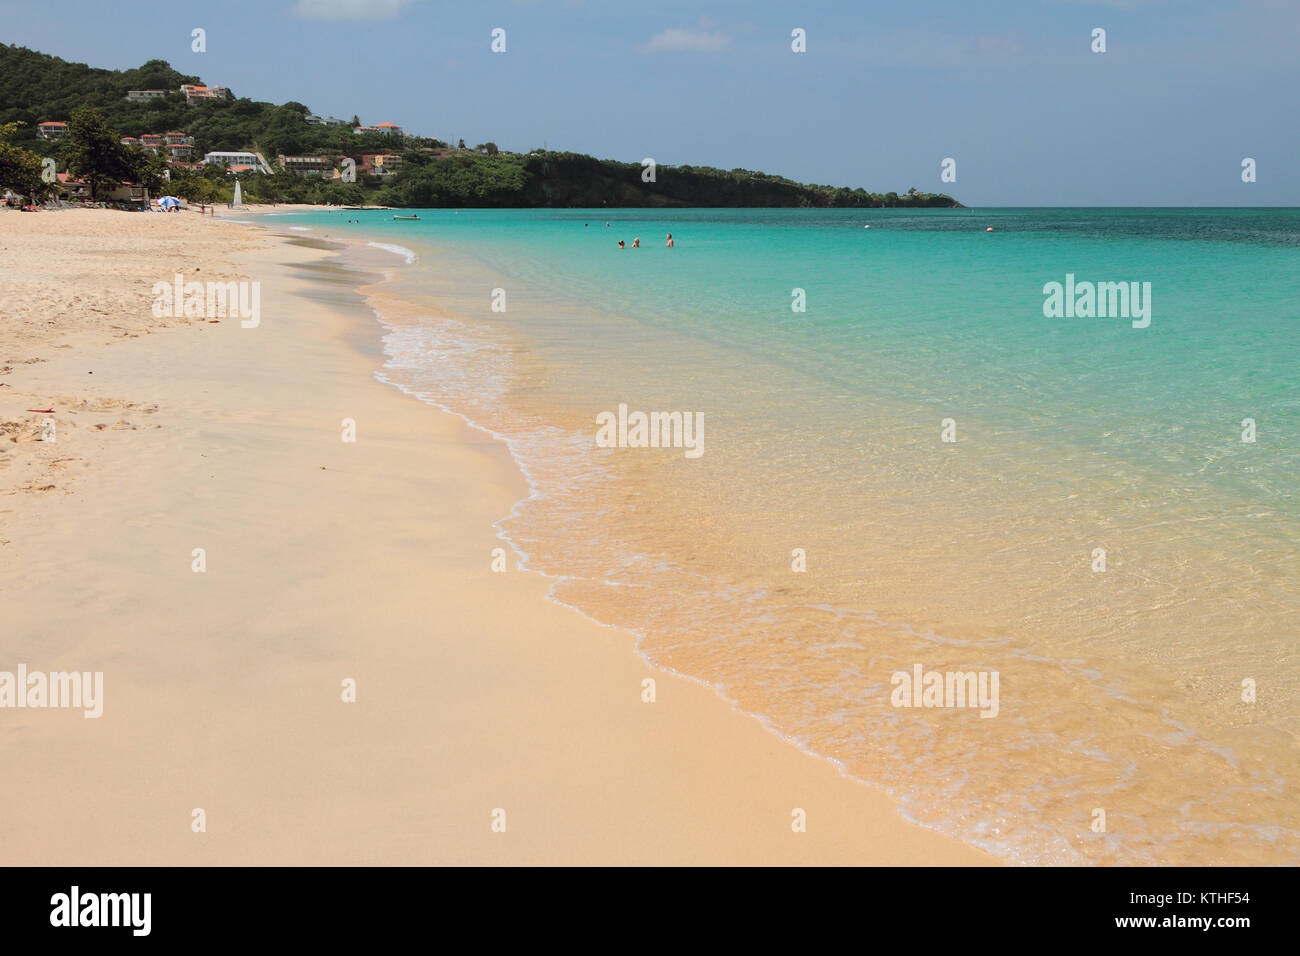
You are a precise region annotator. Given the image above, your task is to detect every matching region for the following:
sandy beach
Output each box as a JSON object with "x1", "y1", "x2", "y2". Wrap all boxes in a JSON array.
[{"x1": 0, "y1": 208, "x2": 993, "y2": 865}]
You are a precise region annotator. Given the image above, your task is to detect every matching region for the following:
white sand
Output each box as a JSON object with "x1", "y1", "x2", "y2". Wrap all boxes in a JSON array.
[{"x1": 0, "y1": 208, "x2": 994, "y2": 865}]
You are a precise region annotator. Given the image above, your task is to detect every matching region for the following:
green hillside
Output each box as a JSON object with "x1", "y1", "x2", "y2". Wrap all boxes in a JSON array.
[
  {"x1": 0, "y1": 46, "x2": 198, "y2": 140},
  {"x1": 0, "y1": 44, "x2": 416, "y2": 159},
  {"x1": 0, "y1": 44, "x2": 961, "y2": 209}
]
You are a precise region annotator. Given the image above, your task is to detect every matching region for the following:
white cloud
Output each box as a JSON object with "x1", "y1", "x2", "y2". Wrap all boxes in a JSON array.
[
  {"x1": 291, "y1": 0, "x2": 414, "y2": 20},
  {"x1": 640, "y1": 26, "x2": 732, "y2": 54}
]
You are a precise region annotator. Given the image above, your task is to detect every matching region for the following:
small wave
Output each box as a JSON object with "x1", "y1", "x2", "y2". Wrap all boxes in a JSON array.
[
  {"x1": 287, "y1": 226, "x2": 312, "y2": 232},
  {"x1": 368, "y1": 241, "x2": 417, "y2": 264}
]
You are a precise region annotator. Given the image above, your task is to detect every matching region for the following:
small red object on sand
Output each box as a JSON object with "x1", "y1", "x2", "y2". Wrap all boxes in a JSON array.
[{"x1": 27, "y1": 409, "x2": 54, "y2": 413}]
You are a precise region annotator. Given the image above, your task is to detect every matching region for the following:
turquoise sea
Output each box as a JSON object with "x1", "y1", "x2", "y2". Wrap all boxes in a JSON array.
[{"x1": 267, "y1": 207, "x2": 1300, "y2": 864}]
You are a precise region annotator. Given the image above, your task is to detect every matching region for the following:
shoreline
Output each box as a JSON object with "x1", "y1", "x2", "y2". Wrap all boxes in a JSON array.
[
  {"x1": 0, "y1": 208, "x2": 996, "y2": 865},
  {"x1": 300, "y1": 205, "x2": 1300, "y2": 867}
]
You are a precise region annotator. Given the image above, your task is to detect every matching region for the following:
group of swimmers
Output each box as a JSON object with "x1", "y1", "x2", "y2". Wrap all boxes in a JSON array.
[
  {"x1": 585, "y1": 222, "x2": 674, "y2": 250},
  {"x1": 621, "y1": 238, "x2": 681, "y2": 252}
]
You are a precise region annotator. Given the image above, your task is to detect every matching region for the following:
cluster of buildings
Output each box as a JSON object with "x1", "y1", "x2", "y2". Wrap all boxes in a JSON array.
[
  {"x1": 35, "y1": 87, "x2": 415, "y2": 183},
  {"x1": 124, "y1": 84, "x2": 233, "y2": 104},
  {"x1": 275, "y1": 153, "x2": 403, "y2": 178},
  {"x1": 195, "y1": 152, "x2": 403, "y2": 178},
  {"x1": 120, "y1": 131, "x2": 195, "y2": 162},
  {"x1": 36, "y1": 81, "x2": 237, "y2": 144},
  {"x1": 179, "y1": 84, "x2": 231, "y2": 104}
]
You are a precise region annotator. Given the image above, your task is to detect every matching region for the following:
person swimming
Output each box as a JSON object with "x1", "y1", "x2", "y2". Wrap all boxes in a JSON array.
[
  {"x1": 666, "y1": 233, "x2": 674, "y2": 248},
  {"x1": 632, "y1": 237, "x2": 640, "y2": 247},
  {"x1": 618, "y1": 240, "x2": 625, "y2": 249}
]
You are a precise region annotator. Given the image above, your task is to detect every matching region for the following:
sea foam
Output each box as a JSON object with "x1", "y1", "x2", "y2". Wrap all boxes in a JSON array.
[{"x1": 367, "y1": 241, "x2": 417, "y2": 264}]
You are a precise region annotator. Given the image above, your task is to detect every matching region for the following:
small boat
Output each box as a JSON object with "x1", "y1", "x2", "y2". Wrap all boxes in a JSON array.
[{"x1": 393, "y1": 214, "x2": 420, "y2": 221}]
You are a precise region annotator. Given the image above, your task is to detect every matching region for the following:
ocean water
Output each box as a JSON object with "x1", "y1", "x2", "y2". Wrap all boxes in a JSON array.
[{"x1": 276, "y1": 207, "x2": 1300, "y2": 865}]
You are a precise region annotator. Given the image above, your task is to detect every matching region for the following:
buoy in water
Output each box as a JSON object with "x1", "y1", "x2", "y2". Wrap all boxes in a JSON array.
[{"x1": 986, "y1": 227, "x2": 994, "y2": 232}]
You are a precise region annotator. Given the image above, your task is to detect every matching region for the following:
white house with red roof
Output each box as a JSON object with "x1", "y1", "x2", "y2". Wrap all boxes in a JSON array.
[
  {"x1": 180, "y1": 84, "x2": 231, "y2": 104},
  {"x1": 354, "y1": 122, "x2": 403, "y2": 137}
]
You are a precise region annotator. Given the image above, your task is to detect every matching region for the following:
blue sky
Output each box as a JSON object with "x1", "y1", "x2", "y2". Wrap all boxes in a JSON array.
[{"x1": 4, "y1": 0, "x2": 1296, "y2": 205}]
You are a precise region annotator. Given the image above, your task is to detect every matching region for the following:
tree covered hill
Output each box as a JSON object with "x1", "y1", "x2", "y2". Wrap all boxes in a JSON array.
[
  {"x1": 384, "y1": 151, "x2": 956, "y2": 209},
  {"x1": 0, "y1": 44, "x2": 408, "y2": 158},
  {"x1": 1, "y1": 46, "x2": 200, "y2": 144},
  {"x1": 0, "y1": 43, "x2": 961, "y2": 209}
]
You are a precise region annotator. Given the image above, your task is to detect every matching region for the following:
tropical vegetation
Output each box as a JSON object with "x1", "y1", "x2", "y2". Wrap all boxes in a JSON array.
[{"x1": 0, "y1": 43, "x2": 961, "y2": 209}]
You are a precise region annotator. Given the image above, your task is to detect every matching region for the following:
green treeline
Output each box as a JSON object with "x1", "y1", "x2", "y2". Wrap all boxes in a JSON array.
[
  {"x1": 0, "y1": 43, "x2": 961, "y2": 209},
  {"x1": 379, "y1": 151, "x2": 959, "y2": 208}
]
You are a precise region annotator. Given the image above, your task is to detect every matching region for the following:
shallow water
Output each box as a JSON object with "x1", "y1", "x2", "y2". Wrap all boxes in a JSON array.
[{"x1": 282, "y1": 207, "x2": 1300, "y2": 864}]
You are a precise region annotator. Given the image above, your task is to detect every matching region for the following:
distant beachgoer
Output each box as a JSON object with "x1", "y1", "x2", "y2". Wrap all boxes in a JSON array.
[
  {"x1": 632, "y1": 238, "x2": 640, "y2": 247},
  {"x1": 666, "y1": 233, "x2": 674, "y2": 248},
  {"x1": 606, "y1": 222, "x2": 610, "y2": 227},
  {"x1": 618, "y1": 240, "x2": 625, "y2": 249}
]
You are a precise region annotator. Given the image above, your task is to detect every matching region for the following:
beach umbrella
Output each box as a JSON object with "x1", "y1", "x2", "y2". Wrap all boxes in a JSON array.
[{"x1": 157, "y1": 196, "x2": 181, "y2": 210}]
